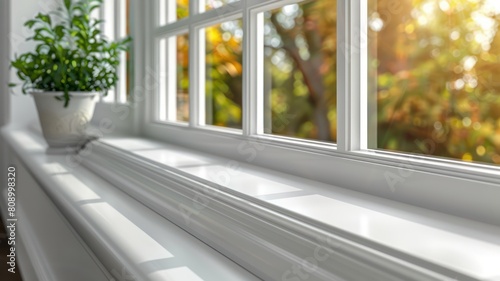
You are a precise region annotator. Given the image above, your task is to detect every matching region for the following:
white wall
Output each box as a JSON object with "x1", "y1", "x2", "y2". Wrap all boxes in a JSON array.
[
  {"x1": 8, "y1": 0, "x2": 58, "y2": 129},
  {"x1": 1, "y1": 0, "x2": 11, "y2": 127},
  {"x1": 1, "y1": 0, "x2": 57, "y2": 218},
  {"x1": 1, "y1": 0, "x2": 12, "y2": 198},
  {"x1": 4, "y1": 0, "x2": 136, "y2": 136}
]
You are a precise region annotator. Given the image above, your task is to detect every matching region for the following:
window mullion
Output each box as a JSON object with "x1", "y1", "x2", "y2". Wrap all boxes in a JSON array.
[
  {"x1": 114, "y1": 0, "x2": 120, "y2": 103},
  {"x1": 359, "y1": 0, "x2": 368, "y2": 150},
  {"x1": 167, "y1": 0, "x2": 176, "y2": 23},
  {"x1": 158, "y1": 0, "x2": 165, "y2": 26},
  {"x1": 242, "y1": 2, "x2": 250, "y2": 135},
  {"x1": 116, "y1": 0, "x2": 127, "y2": 104},
  {"x1": 166, "y1": 37, "x2": 177, "y2": 120},
  {"x1": 242, "y1": 2, "x2": 263, "y2": 136},
  {"x1": 197, "y1": 0, "x2": 205, "y2": 13},
  {"x1": 337, "y1": 0, "x2": 364, "y2": 152},
  {"x1": 189, "y1": 0, "x2": 204, "y2": 127},
  {"x1": 99, "y1": 6, "x2": 105, "y2": 103},
  {"x1": 151, "y1": 2, "x2": 162, "y2": 122}
]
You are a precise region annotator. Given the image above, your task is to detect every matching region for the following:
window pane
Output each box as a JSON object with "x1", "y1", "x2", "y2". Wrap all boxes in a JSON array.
[
  {"x1": 159, "y1": 0, "x2": 189, "y2": 25},
  {"x1": 205, "y1": 20, "x2": 243, "y2": 129},
  {"x1": 176, "y1": 34, "x2": 190, "y2": 122},
  {"x1": 159, "y1": 38, "x2": 167, "y2": 120},
  {"x1": 98, "y1": 0, "x2": 129, "y2": 104},
  {"x1": 119, "y1": 0, "x2": 129, "y2": 38},
  {"x1": 90, "y1": 6, "x2": 100, "y2": 23},
  {"x1": 369, "y1": 0, "x2": 500, "y2": 164},
  {"x1": 103, "y1": 0, "x2": 115, "y2": 40},
  {"x1": 205, "y1": 0, "x2": 239, "y2": 11},
  {"x1": 263, "y1": 0, "x2": 337, "y2": 142},
  {"x1": 117, "y1": 51, "x2": 131, "y2": 103},
  {"x1": 102, "y1": 0, "x2": 116, "y2": 103},
  {"x1": 118, "y1": 0, "x2": 130, "y2": 103},
  {"x1": 158, "y1": 34, "x2": 190, "y2": 122}
]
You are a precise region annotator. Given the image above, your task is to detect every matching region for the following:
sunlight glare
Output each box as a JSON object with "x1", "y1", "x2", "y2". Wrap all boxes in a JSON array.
[
  {"x1": 483, "y1": 0, "x2": 500, "y2": 14},
  {"x1": 439, "y1": 0, "x2": 450, "y2": 12},
  {"x1": 369, "y1": 13, "x2": 384, "y2": 32},
  {"x1": 422, "y1": 2, "x2": 435, "y2": 15}
]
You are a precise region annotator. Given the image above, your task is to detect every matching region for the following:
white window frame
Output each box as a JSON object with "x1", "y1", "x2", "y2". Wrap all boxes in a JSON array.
[
  {"x1": 98, "y1": 0, "x2": 130, "y2": 104},
  {"x1": 136, "y1": 0, "x2": 500, "y2": 225}
]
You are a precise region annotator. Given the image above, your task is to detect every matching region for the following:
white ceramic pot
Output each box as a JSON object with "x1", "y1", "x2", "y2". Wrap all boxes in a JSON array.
[{"x1": 31, "y1": 92, "x2": 98, "y2": 149}]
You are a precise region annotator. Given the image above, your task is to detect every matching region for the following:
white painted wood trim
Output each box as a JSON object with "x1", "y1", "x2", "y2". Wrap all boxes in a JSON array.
[
  {"x1": 131, "y1": 0, "x2": 145, "y2": 135},
  {"x1": 0, "y1": 159, "x2": 112, "y2": 281},
  {"x1": 77, "y1": 138, "x2": 481, "y2": 281},
  {"x1": 141, "y1": 121, "x2": 500, "y2": 227},
  {"x1": 166, "y1": 36, "x2": 177, "y2": 121},
  {"x1": 243, "y1": 1, "x2": 265, "y2": 136},
  {"x1": 2, "y1": 127, "x2": 260, "y2": 281},
  {"x1": 139, "y1": 0, "x2": 500, "y2": 227}
]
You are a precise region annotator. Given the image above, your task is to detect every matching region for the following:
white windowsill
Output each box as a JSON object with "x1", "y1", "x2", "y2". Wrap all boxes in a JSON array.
[
  {"x1": 4, "y1": 125, "x2": 500, "y2": 281},
  {"x1": 87, "y1": 135, "x2": 500, "y2": 281},
  {"x1": 1, "y1": 126, "x2": 261, "y2": 281}
]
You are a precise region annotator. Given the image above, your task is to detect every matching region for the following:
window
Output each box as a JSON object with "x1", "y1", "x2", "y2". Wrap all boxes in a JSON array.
[
  {"x1": 94, "y1": 0, "x2": 131, "y2": 103},
  {"x1": 204, "y1": 19, "x2": 243, "y2": 128},
  {"x1": 158, "y1": 34, "x2": 190, "y2": 122},
  {"x1": 159, "y1": 0, "x2": 189, "y2": 24},
  {"x1": 155, "y1": 0, "x2": 338, "y2": 139},
  {"x1": 205, "y1": 0, "x2": 237, "y2": 11},
  {"x1": 148, "y1": 0, "x2": 500, "y2": 165},
  {"x1": 155, "y1": 0, "x2": 247, "y2": 127},
  {"x1": 144, "y1": 0, "x2": 500, "y2": 218},
  {"x1": 263, "y1": 0, "x2": 337, "y2": 141},
  {"x1": 368, "y1": 0, "x2": 500, "y2": 165}
]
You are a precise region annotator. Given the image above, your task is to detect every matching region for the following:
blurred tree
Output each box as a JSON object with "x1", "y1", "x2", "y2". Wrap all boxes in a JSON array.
[
  {"x1": 371, "y1": 0, "x2": 500, "y2": 164},
  {"x1": 265, "y1": 0, "x2": 337, "y2": 141},
  {"x1": 205, "y1": 20, "x2": 243, "y2": 128},
  {"x1": 176, "y1": 0, "x2": 500, "y2": 164}
]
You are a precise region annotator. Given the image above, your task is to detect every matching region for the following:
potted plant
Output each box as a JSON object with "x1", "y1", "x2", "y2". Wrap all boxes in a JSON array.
[{"x1": 9, "y1": 0, "x2": 130, "y2": 152}]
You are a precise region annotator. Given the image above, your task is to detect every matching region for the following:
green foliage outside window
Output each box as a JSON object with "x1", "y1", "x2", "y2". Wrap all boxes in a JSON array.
[{"x1": 195, "y1": 0, "x2": 500, "y2": 165}]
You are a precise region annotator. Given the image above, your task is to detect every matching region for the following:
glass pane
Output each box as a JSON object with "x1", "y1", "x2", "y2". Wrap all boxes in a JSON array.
[
  {"x1": 90, "y1": 6, "x2": 100, "y2": 23},
  {"x1": 103, "y1": 0, "x2": 115, "y2": 40},
  {"x1": 177, "y1": 0, "x2": 189, "y2": 20},
  {"x1": 263, "y1": 0, "x2": 337, "y2": 142},
  {"x1": 118, "y1": 0, "x2": 130, "y2": 103},
  {"x1": 176, "y1": 34, "x2": 190, "y2": 122},
  {"x1": 159, "y1": 38, "x2": 167, "y2": 120},
  {"x1": 119, "y1": 0, "x2": 129, "y2": 38},
  {"x1": 118, "y1": 52, "x2": 129, "y2": 103},
  {"x1": 369, "y1": 0, "x2": 500, "y2": 164},
  {"x1": 159, "y1": 0, "x2": 189, "y2": 25},
  {"x1": 205, "y1": 0, "x2": 239, "y2": 11},
  {"x1": 102, "y1": 0, "x2": 116, "y2": 103},
  {"x1": 205, "y1": 20, "x2": 243, "y2": 129},
  {"x1": 158, "y1": 35, "x2": 190, "y2": 122}
]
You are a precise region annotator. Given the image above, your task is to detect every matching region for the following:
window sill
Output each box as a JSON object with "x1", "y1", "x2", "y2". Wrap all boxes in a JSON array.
[
  {"x1": 76, "y1": 133, "x2": 500, "y2": 281},
  {"x1": 1, "y1": 126, "x2": 260, "y2": 281},
  {"x1": 142, "y1": 122, "x2": 500, "y2": 227}
]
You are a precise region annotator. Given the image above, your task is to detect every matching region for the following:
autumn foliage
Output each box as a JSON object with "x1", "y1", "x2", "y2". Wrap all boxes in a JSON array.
[{"x1": 176, "y1": 0, "x2": 500, "y2": 165}]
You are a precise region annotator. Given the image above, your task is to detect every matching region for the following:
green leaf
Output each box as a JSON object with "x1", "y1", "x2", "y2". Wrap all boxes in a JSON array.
[
  {"x1": 54, "y1": 25, "x2": 65, "y2": 39},
  {"x1": 35, "y1": 13, "x2": 51, "y2": 25},
  {"x1": 63, "y1": 91, "x2": 70, "y2": 108},
  {"x1": 8, "y1": 83, "x2": 17, "y2": 88},
  {"x1": 24, "y1": 20, "x2": 37, "y2": 28},
  {"x1": 64, "y1": 0, "x2": 71, "y2": 10}
]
